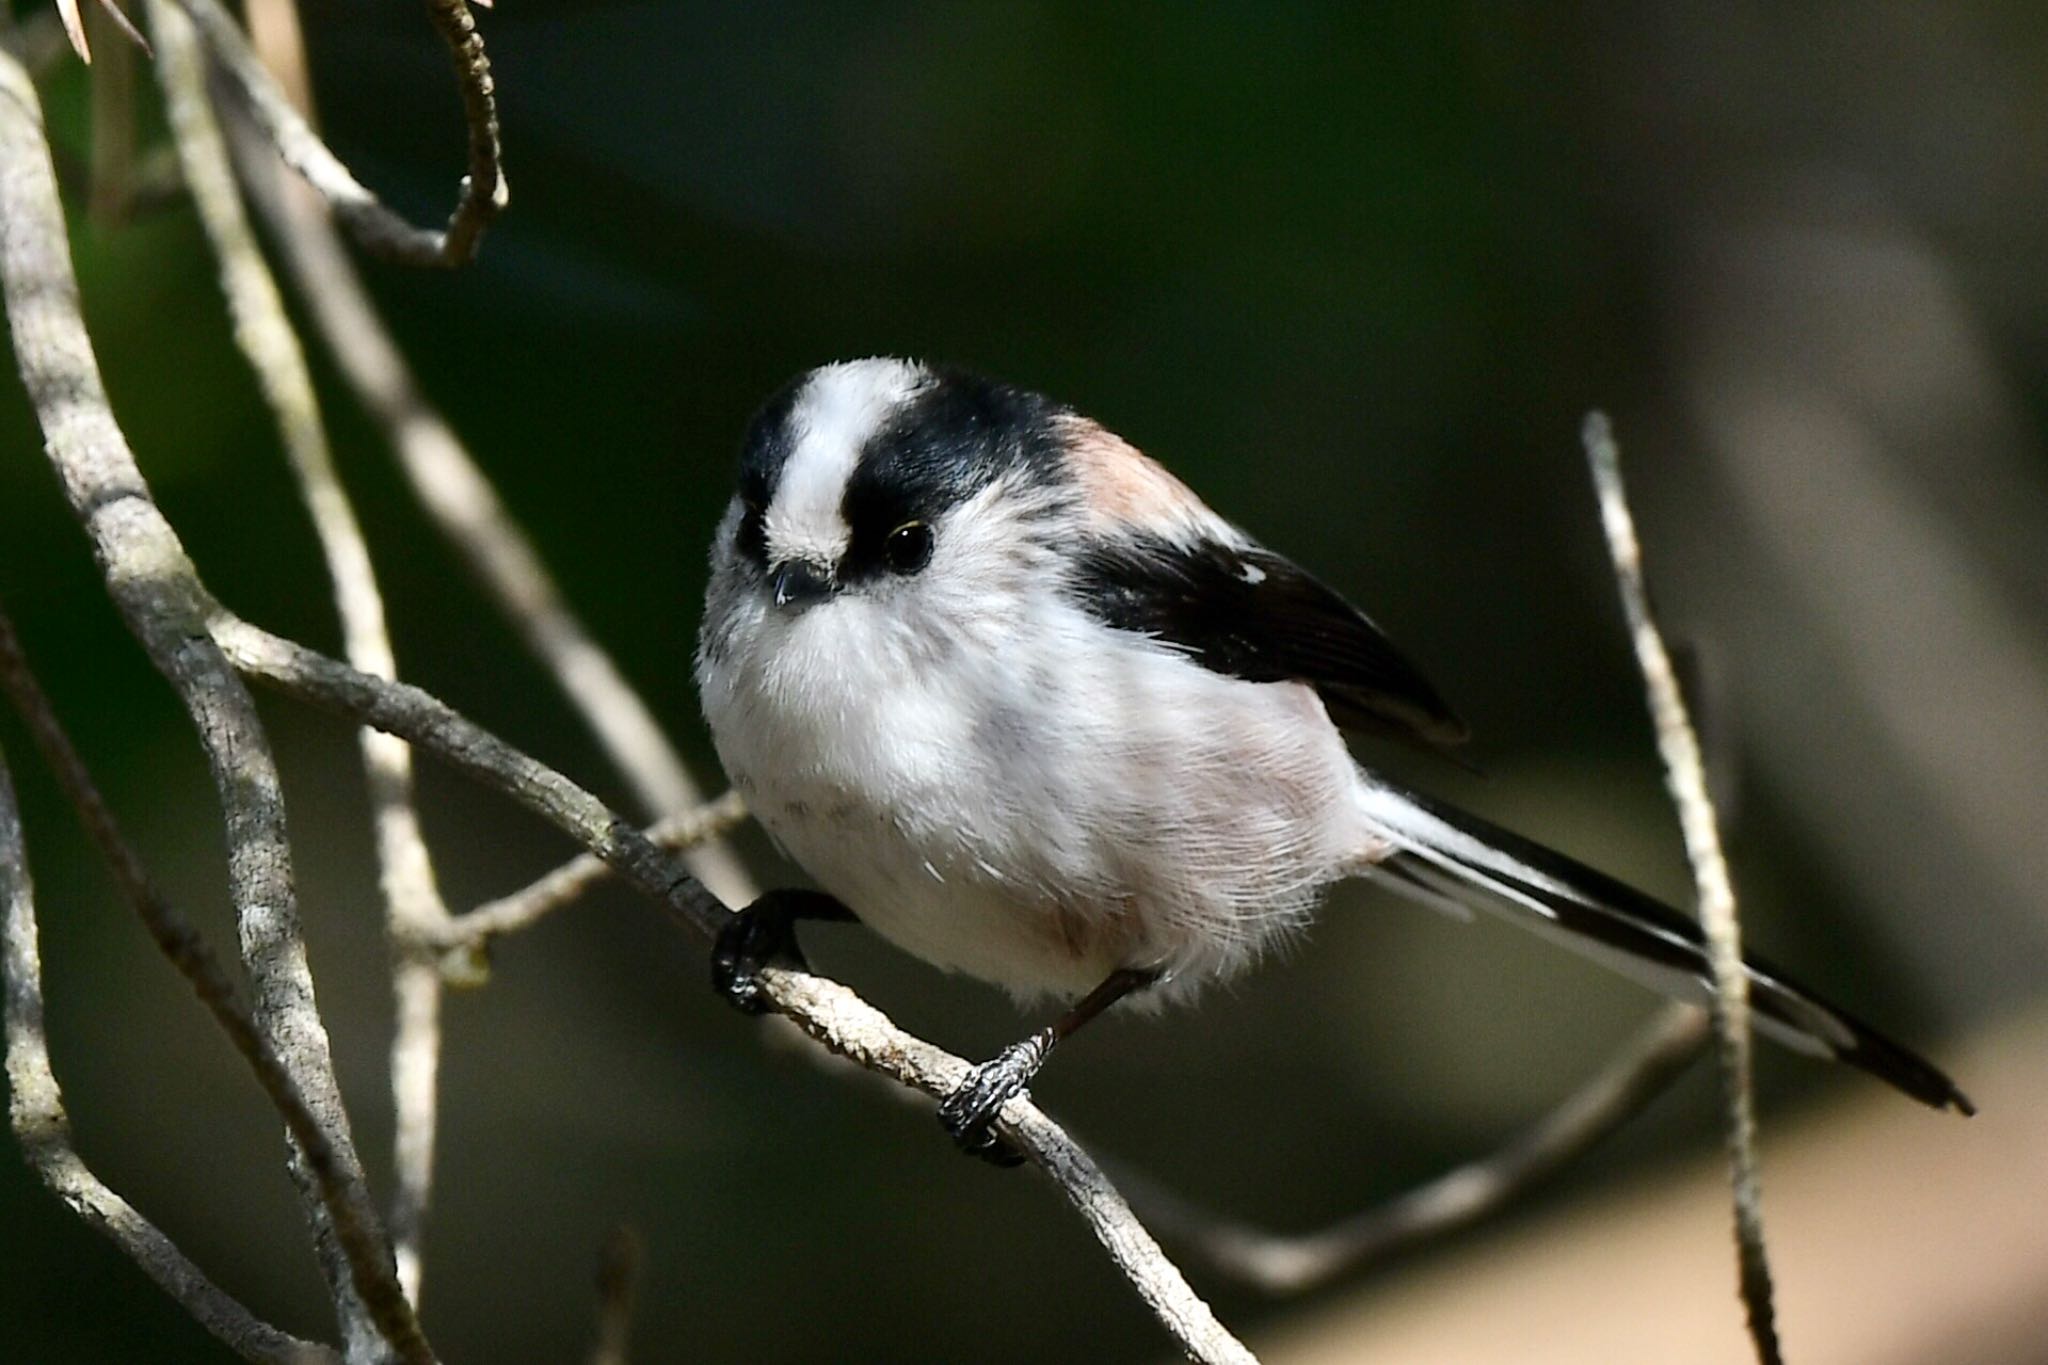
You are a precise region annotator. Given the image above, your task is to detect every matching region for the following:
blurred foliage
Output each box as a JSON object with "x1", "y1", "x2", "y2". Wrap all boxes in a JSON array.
[{"x1": 2, "y1": 3, "x2": 2043, "y2": 1362}]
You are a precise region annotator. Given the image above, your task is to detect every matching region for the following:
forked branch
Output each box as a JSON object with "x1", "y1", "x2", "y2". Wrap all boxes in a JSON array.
[
  {"x1": 149, "y1": 0, "x2": 457, "y2": 1307},
  {"x1": 0, "y1": 698, "x2": 336, "y2": 1365},
  {"x1": 175, "y1": 0, "x2": 504, "y2": 265},
  {"x1": 0, "y1": 46, "x2": 428, "y2": 1362},
  {"x1": 1133, "y1": 1001, "x2": 1709, "y2": 1293},
  {"x1": 210, "y1": 613, "x2": 1258, "y2": 1365}
]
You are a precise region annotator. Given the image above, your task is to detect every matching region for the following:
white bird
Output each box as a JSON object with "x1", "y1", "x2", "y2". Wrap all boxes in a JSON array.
[{"x1": 696, "y1": 357, "x2": 1971, "y2": 1161}]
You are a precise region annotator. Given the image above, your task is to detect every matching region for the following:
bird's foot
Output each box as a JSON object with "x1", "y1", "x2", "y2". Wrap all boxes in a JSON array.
[
  {"x1": 937, "y1": 1034, "x2": 1051, "y2": 1167},
  {"x1": 710, "y1": 891, "x2": 819, "y2": 1016}
]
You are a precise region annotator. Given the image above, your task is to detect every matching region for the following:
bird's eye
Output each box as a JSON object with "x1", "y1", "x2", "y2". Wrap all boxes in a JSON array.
[{"x1": 883, "y1": 520, "x2": 934, "y2": 574}]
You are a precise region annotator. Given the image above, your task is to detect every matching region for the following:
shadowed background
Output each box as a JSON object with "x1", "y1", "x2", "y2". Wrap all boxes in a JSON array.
[{"x1": 2, "y1": 3, "x2": 2044, "y2": 1361}]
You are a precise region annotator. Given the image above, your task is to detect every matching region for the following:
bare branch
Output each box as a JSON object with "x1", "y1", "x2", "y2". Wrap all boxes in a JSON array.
[
  {"x1": 442, "y1": 791, "x2": 749, "y2": 950},
  {"x1": 1583, "y1": 412, "x2": 1781, "y2": 1364},
  {"x1": 214, "y1": 617, "x2": 724, "y2": 937},
  {"x1": 0, "y1": 49, "x2": 428, "y2": 1362},
  {"x1": 210, "y1": 615, "x2": 1256, "y2": 1365},
  {"x1": 418, "y1": 0, "x2": 504, "y2": 266},
  {"x1": 174, "y1": 0, "x2": 503, "y2": 266},
  {"x1": 56, "y1": 0, "x2": 149, "y2": 65},
  {"x1": 585, "y1": 1226, "x2": 642, "y2": 1365},
  {"x1": 1130, "y1": 1002, "x2": 1710, "y2": 1294},
  {"x1": 384, "y1": 953, "x2": 441, "y2": 1309},
  {"x1": 767, "y1": 969, "x2": 1261, "y2": 1365},
  {"x1": 55, "y1": 0, "x2": 89, "y2": 62},
  {"x1": 150, "y1": 0, "x2": 457, "y2": 1308},
  {"x1": 0, "y1": 610, "x2": 416, "y2": 1363},
  {"x1": 221, "y1": 84, "x2": 755, "y2": 909},
  {"x1": 0, "y1": 739, "x2": 336, "y2": 1365}
]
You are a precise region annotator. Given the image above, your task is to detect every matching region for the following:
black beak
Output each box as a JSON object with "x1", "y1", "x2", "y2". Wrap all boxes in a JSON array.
[{"x1": 771, "y1": 559, "x2": 836, "y2": 610}]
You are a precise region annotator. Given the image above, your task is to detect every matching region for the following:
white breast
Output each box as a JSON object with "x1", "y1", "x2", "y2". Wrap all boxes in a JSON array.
[{"x1": 699, "y1": 557, "x2": 1378, "y2": 1004}]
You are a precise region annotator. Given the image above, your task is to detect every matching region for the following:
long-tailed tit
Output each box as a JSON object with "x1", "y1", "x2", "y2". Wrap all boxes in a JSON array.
[{"x1": 697, "y1": 358, "x2": 1971, "y2": 1162}]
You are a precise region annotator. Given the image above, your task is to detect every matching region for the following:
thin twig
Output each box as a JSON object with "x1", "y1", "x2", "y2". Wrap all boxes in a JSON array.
[
  {"x1": 441, "y1": 790, "x2": 749, "y2": 949},
  {"x1": 419, "y1": 0, "x2": 505, "y2": 266},
  {"x1": 0, "y1": 53, "x2": 429, "y2": 1363},
  {"x1": 1129, "y1": 1001, "x2": 1710, "y2": 1294},
  {"x1": 55, "y1": 0, "x2": 149, "y2": 65},
  {"x1": 174, "y1": 0, "x2": 503, "y2": 266},
  {"x1": 210, "y1": 614, "x2": 1256, "y2": 1365},
  {"x1": 150, "y1": 0, "x2": 456, "y2": 1309},
  {"x1": 215, "y1": 615, "x2": 725, "y2": 940},
  {"x1": 244, "y1": 0, "x2": 714, "y2": 944},
  {"x1": 221, "y1": 80, "x2": 755, "y2": 909},
  {"x1": 1583, "y1": 412, "x2": 1781, "y2": 1364},
  {"x1": 385, "y1": 952, "x2": 442, "y2": 1306},
  {"x1": 586, "y1": 1225, "x2": 642, "y2": 1365},
  {"x1": 0, "y1": 739, "x2": 337, "y2": 1365}
]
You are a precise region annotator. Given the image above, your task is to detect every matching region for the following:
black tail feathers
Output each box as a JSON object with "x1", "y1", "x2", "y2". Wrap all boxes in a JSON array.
[{"x1": 1358, "y1": 781, "x2": 1973, "y2": 1116}]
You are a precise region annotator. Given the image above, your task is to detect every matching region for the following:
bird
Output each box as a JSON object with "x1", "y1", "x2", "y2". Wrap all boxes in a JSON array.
[{"x1": 695, "y1": 356, "x2": 1972, "y2": 1163}]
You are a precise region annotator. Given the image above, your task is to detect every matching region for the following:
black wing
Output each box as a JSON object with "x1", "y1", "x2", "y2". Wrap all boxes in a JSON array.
[{"x1": 1069, "y1": 531, "x2": 1469, "y2": 753}]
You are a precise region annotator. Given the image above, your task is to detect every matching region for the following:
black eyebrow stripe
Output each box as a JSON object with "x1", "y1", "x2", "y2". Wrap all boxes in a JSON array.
[
  {"x1": 843, "y1": 367, "x2": 1069, "y2": 515},
  {"x1": 735, "y1": 372, "x2": 809, "y2": 509},
  {"x1": 827, "y1": 368, "x2": 1074, "y2": 584}
]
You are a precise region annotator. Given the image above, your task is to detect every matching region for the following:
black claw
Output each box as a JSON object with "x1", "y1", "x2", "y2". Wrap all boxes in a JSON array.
[
  {"x1": 937, "y1": 1036, "x2": 1049, "y2": 1167},
  {"x1": 711, "y1": 891, "x2": 820, "y2": 1015}
]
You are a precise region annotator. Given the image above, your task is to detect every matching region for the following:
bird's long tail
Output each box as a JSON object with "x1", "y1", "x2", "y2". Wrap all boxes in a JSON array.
[{"x1": 1355, "y1": 780, "x2": 1973, "y2": 1115}]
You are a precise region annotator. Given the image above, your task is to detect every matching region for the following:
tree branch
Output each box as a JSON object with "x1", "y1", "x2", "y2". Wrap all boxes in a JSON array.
[
  {"x1": 174, "y1": 0, "x2": 503, "y2": 267},
  {"x1": 1583, "y1": 412, "x2": 1781, "y2": 1364},
  {"x1": 223, "y1": 85, "x2": 755, "y2": 909},
  {"x1": 209, "y1": 614, "x2": 1256, "y2": 1365},
  {"x1": 1130, "y1": 1001, "x2": 1710, "y2": 1294},
  {"x1": 150, "y1": 0, "x2": 456, "y2": 1309},
  {"x1": 0, "y1": 725, "x2": 337, "y2": 1365},
  {"x1": 0, "y1": 48, "x2": 427, "y2": 1362},
  {"x1": 440, "y1": 790, "x2": 749, "y2": 951},
  {"x1": 418, "y1": 0, "x2": 503, "y2": 266},
  {"x1": 0, "y1": 606, "x2": 414, "y2": 1362}
]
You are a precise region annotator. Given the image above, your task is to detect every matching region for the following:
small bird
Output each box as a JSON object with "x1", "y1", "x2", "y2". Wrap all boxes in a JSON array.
[{"x1": 696, "y1": 358, "x2": 1971, "y2": 1162}]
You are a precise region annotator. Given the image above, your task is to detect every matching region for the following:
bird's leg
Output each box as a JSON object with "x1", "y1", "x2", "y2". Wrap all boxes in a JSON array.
[
  {"x1": 711, "y1": 888, "x2": 857, "y2": 1015},
  {"x1": 939, "y1": 966, "x2": 1159, "y2": 1166}
]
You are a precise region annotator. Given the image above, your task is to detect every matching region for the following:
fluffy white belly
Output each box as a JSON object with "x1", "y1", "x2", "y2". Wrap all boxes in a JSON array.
[
  {"x1": 701, "y1": 593, "x2": 1377, "y2": 1002},
  {"x1": 751, "y1": 789, "x2": 1124, "y2": 998}
]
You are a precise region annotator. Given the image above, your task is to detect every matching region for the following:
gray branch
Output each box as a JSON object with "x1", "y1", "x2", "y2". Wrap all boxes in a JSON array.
[
  {"x1": 0, "y1": 46, "x2": 427, "y2": 1363},
  {"x1": 150, "y1": 0, "x2": 456, "y2": 1310},
  {"x1": 211, "y1": 614, "x2": 1256, "y2": 1365},
  {"x1": 174, "y1": 0, "x2": 504, "y2": 267},
  {"x1": 223, "y1": 91, "x2": 756, "y2": 910},
  {"x1": 1584, "y1": 413, "x2": 1781, "y2": 1364},
  {"x1": 1130, "y1": 1001, "x2": 1710, "y2": 1293},
  {"x1": 443, "y1": 790, "x2": 750, "y2": 950},
  {"x1": 0, "y1": 725, "x2": 337, "y2": 1365},
  {"x1": 585, "y1": 1226, "x2": 642, "y2": 1365}
]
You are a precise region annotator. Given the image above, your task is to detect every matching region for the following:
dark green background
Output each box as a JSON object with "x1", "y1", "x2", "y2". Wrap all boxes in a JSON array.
[{"x1": 4, "y1": 3, "x2": 2042, "y2": 1361}]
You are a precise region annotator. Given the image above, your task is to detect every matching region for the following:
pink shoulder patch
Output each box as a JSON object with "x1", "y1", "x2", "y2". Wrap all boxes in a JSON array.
[{"x1": 1060, "y1": 414, "x2": 1212, "y2": 534}]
